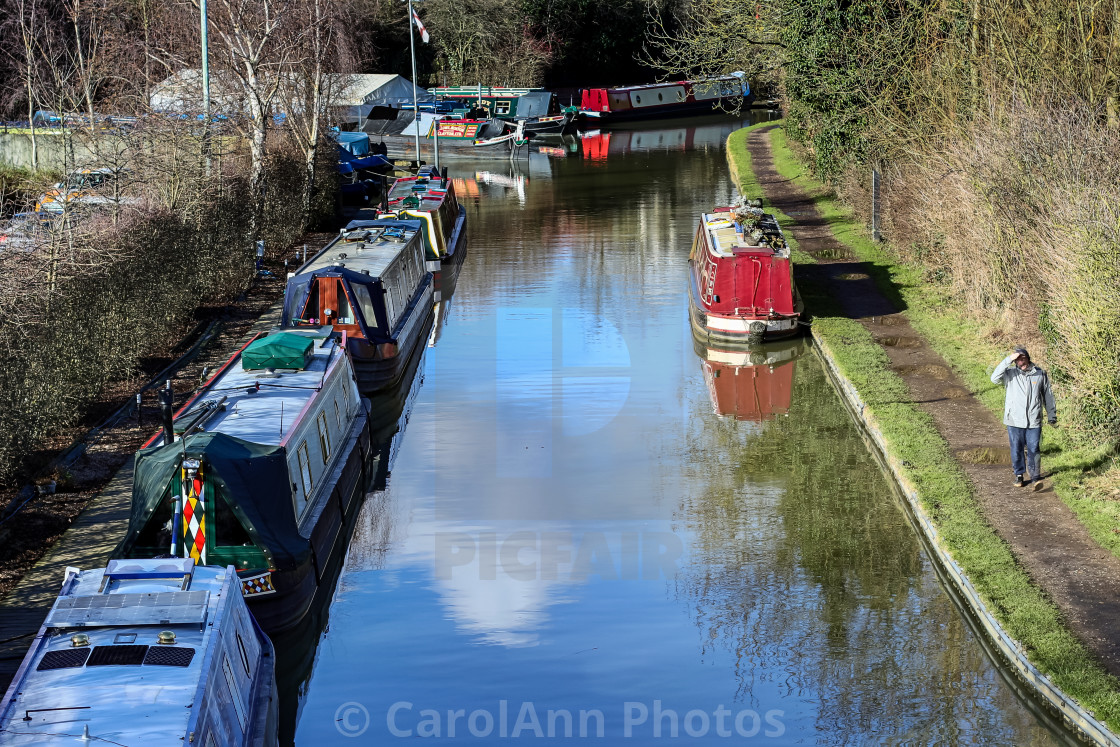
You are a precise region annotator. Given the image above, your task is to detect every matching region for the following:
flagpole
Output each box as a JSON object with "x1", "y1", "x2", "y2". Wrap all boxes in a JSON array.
[{"x1": 408, "y1": 0, "x2": 421, "y2": 164}]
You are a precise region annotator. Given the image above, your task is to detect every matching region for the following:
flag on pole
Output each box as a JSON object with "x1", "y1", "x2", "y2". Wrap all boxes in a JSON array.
[{"x1": 411, "y1": 6, "x2": 430, "y2": 43}]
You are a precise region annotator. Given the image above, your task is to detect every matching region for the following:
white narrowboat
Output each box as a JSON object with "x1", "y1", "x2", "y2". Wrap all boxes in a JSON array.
[{"x1": 0, "y1": 559, "x2": 277, "y2": 746}]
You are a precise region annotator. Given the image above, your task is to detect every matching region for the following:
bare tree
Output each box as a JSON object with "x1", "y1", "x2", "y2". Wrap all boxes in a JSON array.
[
  {"x1": 278, "y1": 0, "x2": 346, "y2": 230},
  {"x1": 190, "y1": 0, "x2": 296, "y2": 236}
]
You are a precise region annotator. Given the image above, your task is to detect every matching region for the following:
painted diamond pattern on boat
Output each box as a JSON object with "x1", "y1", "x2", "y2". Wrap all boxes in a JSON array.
[
  {"x1": 240, "y1": 572, "x2": 276, "y2": 596},
  {"x1": 184, "y1": 495, "x2": 206, "y2": 563},
  {"x1": 36, "y1": 648, "x2": 92, "y2": 671}
]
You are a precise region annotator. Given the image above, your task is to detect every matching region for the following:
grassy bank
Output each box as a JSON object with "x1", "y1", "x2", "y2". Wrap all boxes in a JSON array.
[
  {"x1": 726, "y1": 125, "x2": 1120, "y2": 730},
  {"x1": 767, "y1": 126, "x2": 1120, "y2": 562}
]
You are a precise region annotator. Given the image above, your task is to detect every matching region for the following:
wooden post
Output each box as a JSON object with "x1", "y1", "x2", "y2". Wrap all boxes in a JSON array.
[{"x1": 871, "y1": 167, "x2": 882, "y2": 243}]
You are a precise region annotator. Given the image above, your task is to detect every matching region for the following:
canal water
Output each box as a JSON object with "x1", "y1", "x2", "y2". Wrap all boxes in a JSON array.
[{"x1": 293, "y1": 116, "x2": 1063, "y2": 744}]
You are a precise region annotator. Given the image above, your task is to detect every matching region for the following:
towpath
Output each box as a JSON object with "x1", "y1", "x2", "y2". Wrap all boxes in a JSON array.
[
  {"x1": 0, "y1": 303, "x2": 283, "y2": 692},
  {"x1": 745, "y1": 125, "x2": 1120, "y2": 677}
]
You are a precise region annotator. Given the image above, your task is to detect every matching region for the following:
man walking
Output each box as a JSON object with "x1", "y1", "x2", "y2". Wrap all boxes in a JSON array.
[{"x1": 990, "y1": 346, "x2": 1057, "y2": 489}]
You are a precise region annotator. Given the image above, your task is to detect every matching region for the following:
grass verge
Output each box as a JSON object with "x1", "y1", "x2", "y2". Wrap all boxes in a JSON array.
[
  {"x1": 727, "y1": 124, "x2": 1120, "y2": 730},
  {"x1": 767, "y1": 126, "x2": 1120, "y2": 560}
]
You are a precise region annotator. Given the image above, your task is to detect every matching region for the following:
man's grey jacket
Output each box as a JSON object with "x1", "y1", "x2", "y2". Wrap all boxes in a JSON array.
[{"x1": 990, "y1": 354, "x2": 1057, "y2": 428}]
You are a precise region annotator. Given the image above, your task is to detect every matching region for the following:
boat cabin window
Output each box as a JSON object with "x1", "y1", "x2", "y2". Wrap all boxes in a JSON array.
[
  {"x1": 317, "y1": 412, "x2": 332, "y2": 464},
  {"x1": 384, "y1": 275, "x2": 398, "y2": 327},
  {"x1": 334, "y1": 398, "x2": 343, "y2": 431},
  {"x1": 222, "y1": 655, "x2": 248, "y2": 731},
  {"x1": 134, "y1": 490, "x2": 175, "y2": 553},
  {"x1": 298, "y1": 281, "x2": 320, "y2": 323},
  {"x1": 495, "y1": 100, "x2": 511, "y2": 115},
  {"x1": 296, "y1": 442, "x2": 313, "y2": 511},
  {"x1": 351, "y1": 284, "x2": 378, "y2": 328},
  {"x1": 214, "y1": 491, "x2": 253, "y2": 548},
  {"x1": 336, "y1": 289, "x2": 355, "y2": 324},
  {"x1": 236, "y1": 632, "x2": 252, "y2": 678}
]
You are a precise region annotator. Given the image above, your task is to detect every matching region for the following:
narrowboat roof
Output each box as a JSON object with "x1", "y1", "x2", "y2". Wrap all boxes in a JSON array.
[
  {"x1": 590, "y1": 73, "x2": 746, "y2": 94},
  {"x1": 146, "y1": 329, "x2": 346, "y2": 450},
  {"x1": 300, "y1": 220, "x2": 422, "y2": 278},
  {"x1": 701, "y1": 210, "x2": 789, "y2": 259},
  {"x1": 0, "y1": 560, "x2": 244, "y2": 745},
  {"x1": 387, "y1": 176, "x2": 452, "y2": 212}
]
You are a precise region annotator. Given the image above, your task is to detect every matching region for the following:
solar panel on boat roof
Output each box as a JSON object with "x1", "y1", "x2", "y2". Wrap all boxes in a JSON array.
[
  {"x1": 37, "y1": 648, "x2": 92, "y2": 671},
  {"x1": 45, "y1": 590, "x2": 210, "y2": 627}
]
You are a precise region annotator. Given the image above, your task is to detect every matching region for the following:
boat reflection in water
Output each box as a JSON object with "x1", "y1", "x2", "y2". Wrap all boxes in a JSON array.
[
  {"x1": 272, "y1": 341, "x2": 428, "y2": 746},
  {"x1": 694, "y1": 337, "x2": 804, "y2": 422},
  {"x1": 272, "y1": 241, "x2": 457, "y2": 744},
  {"x1": 580, "y1": 112, "x2": 779, "y2": 161}
]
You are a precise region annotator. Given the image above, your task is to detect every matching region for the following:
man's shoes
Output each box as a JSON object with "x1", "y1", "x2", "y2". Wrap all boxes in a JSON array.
[
  {"x1": 1030, "y1": 474, "x2": 1044, "y2": 491},
  {"x1": 1014, "y1": 475, "x2": 1025, "y2": 487}
]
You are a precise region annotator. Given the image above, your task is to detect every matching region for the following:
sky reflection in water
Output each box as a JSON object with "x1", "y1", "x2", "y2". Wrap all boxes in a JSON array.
[{"x1": 294, "y1": 117, "x2": 1060, "y2": 745}]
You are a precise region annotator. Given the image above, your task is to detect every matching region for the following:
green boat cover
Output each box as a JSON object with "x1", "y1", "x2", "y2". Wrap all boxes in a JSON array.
[
  {"x1": 113, "y1": 432, "x2": 311, "y2": 571},
  {"x1": 242, "y1": 332, "x2": 313, "y2": 370}
]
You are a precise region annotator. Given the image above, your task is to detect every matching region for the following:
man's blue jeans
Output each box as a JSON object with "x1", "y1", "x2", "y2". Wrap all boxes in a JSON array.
[{"x1": 1007, "y1": 426, "x2": 1041, "y2": 478}]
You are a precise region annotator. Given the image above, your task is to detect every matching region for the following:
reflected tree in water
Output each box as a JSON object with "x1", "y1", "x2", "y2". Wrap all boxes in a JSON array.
[{"x1": 675, "y1": 347, "x2": 1046, "y2": 742}]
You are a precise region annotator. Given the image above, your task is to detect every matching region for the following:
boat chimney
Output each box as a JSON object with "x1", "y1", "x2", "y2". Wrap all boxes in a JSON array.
[
  {"x1": 159, "y1": 383, "x2": 175, "y2": 444},
  {"x1": 441, "y1": 166, "x2": 449, "y2": 187},
  {"x1": 380, "y1": 176, "x2": 389, "y2": 212}
]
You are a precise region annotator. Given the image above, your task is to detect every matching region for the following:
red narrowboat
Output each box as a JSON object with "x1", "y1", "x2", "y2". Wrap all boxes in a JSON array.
[
  {"x1": 578, "y1": 74, "x2": 750, "y2": 124},
  {"x1": 687, "y1": 202, "x2": 803, "y2": 345}
]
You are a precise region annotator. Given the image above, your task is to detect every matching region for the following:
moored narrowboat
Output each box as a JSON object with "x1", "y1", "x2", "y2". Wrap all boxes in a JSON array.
[
  {"x1": 113, "y1": 329, "x2": 375, "y2": 632},
  {"x1": 579, "y1": 73, "x2": 750, "y2": 125},
  {"x1": 282, "y1": 219, "x2": 435, "y2": 392},
  {"x1": 378, "y1": 168, "x2": 469, "y2": 292},
  {"x1": 687, "y1": 200, "x2": 803, "y2": 345},
  {"x1": 363, "y1": 112, "x2": 532, "y2": 161},
  {"x1": 0, "y1": 559, "x2": 277, "y2": 746}
]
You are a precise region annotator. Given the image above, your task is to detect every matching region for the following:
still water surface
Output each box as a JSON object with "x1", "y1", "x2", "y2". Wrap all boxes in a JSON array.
[{"x1": 294, "y1": 116, "x2": 1062, "y2": 744}]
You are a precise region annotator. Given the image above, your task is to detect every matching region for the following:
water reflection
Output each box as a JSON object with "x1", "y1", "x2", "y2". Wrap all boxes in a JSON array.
[
  {"x1": 274, "y1": 333, "x2": 429, "y2": 745},
  {"x1": 293, "y1": 117, "x2": 1063, "y2": 745},
  {"x1": 677, "y1": 339, "x2": 1055, "y2": 741},
  {"x1": 580, "y1": 113, "x2": 778, "y2": 160},
  {"x1": 693, "y1": 337, "x2": 802, "y2": 422}
]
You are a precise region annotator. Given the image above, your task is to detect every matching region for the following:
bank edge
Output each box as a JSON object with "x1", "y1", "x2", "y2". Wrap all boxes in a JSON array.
[{"x1": 726, "y1": 121, "x2": 1120, "y2": 745}]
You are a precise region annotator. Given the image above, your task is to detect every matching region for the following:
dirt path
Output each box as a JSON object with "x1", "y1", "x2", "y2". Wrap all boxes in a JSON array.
[{"x1": 746, "y1": 125, "x2": 1120, "y2": 677}]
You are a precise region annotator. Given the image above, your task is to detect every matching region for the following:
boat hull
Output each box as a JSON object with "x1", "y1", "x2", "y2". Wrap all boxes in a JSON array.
[
  {"x1": 501, "y1": 112, "x2": 576, "y2": 136},
  {"x1": 243, "y1": 402, "x2": 375, "y2": 633},
  {"x1": 349, "y1": 275, "x2": 435, "y2": 393},
  {"x1": 580, "y1": 97, "x2": 751, "y2": 125},
  {"x1": 374, "y1": 134, "x2": 525, "y2": 162},
  {"x1": 428, "y1": 205, "x2": 469, "y2": 298},
  {"x1": 687, "y1": 259, "x2": 801, "y2": 345}
]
